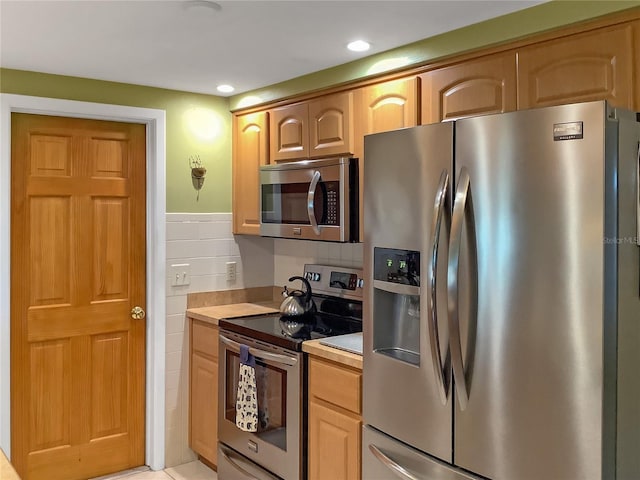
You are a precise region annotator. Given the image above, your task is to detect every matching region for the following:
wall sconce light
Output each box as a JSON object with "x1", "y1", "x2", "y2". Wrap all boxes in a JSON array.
[{"x1": 189, "y1": 155, "x2": 207, "y2": 200}]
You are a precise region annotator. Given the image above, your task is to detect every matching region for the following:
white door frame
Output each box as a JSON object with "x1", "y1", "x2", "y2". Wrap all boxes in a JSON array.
[{"x1": 0, "y1": 93, "x2": 166, "y2": 470}]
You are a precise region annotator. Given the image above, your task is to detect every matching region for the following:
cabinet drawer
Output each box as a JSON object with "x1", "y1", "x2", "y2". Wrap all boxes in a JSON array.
[
  {"x1": 192, "y1": 320, "x2": 219, "y2": 359},
  {"x1": 309, "y1": 357, "x2": 361, "y2": 414}
]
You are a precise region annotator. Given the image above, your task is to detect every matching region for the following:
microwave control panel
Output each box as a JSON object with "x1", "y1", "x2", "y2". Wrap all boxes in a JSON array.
[{"x1": 322, "y1": 181, "x2": 339, "y2": 225}]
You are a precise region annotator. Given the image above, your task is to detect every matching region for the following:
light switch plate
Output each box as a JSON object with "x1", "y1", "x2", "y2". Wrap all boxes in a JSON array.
[{"x1": 170, "y1": 263, "x2": 191, "y2": 286}]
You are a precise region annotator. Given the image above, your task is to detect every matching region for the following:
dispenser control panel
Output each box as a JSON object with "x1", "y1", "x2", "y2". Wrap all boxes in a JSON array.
[{"x1": 374, "y1": 248, "x2": 420, "y2": 286}]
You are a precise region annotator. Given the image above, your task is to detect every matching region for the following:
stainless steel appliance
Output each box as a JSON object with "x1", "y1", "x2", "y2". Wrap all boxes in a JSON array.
[
  {"x1": 260, "y1": 157, "x2": 359, "y2": 242},
  {"x1": 363, "y1": 101, "x2": 640, "y2": 480},
  {"x1": 218, "y1": 264, "x2": 363, "y2": 480}
]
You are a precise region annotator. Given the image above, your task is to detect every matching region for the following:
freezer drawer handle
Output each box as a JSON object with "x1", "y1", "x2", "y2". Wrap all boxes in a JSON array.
[
  {"x1": 307, "y1": 170, "x2": 322, "y2": 235},
  {"x1": 369, "y1": 444, "x2": 421, "y2": 480},
  {"x1": 220, "y1": 335, "x2": 298, "y2": 366},
  {"x1": 427, "y1": 169, "x2": 451, "y2": 405},
  {"x1": 447, "y1": 167, "x2": 478, "y2": 411},
  {"x1": 219, "y1": 444, "x2": 260, "y2": 480}
]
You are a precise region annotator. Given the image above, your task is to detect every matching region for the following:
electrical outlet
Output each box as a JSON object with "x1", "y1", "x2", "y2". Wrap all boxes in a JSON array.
[
  {"x1": 170, "y1": 263, "x2": 191, "y2": 286},
  {"x1": 226, "y1": 261, "x2": 237, "y2": 282}
]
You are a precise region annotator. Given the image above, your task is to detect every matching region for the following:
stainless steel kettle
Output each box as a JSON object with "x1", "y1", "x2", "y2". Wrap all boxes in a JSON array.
[{"x1": 280, "y1": 276, "x2": 315, "y2": 317}]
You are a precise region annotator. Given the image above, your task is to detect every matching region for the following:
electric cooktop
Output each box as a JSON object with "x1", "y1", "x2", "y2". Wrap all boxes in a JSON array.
[{"x1": 219, "y1": 264, "x2": 363, "y2": 352}]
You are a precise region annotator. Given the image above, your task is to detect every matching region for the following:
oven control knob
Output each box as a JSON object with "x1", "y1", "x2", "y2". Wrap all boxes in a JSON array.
[
  {"x1": 313, "y1": 272, "x2": 321, "y2": 281},
  {"x1": 357, "y1": 278, "x2": 364, "y2": 288}
]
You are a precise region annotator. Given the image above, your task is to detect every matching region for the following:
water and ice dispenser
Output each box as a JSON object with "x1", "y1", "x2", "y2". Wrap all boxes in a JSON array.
[{"x1": 372, "y1": 248, "x2": 421, "y2": 366}]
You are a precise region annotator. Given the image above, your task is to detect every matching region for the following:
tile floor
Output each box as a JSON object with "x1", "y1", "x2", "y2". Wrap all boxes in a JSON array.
[{"x1": 91, "y1": 461, "x2": 217, "y2": 480}]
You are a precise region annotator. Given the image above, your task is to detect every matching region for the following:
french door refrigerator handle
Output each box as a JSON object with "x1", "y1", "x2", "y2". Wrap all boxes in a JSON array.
[
  {"x1": 220, "y1": 334, "x2": 298, "y2": 366},
  {"x1": 448, "y1": 167, "x2": 478, "y2": 411},
  {"x1": 369, "y1": 444, "x2": 421, "y2": 480},
  {"x1": 219, "y1": 444, "x2": 260, "y2": 480},
  {"x1": 428, "y1": 170, "x2": 451, "y2": 405},
  {"x1": 307, "y1": 170, "x2": 322, "y2": 235}
]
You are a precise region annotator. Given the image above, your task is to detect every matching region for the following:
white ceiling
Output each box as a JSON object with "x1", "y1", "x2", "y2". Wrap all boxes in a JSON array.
[{"x1": 0, "y1": 0, "x2": 543, "y2": 97}]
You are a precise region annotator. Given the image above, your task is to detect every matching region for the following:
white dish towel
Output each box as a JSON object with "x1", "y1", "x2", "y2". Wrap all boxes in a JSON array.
[{"x1": 235, "y1": 344, "x2": 258, "y2": 432}]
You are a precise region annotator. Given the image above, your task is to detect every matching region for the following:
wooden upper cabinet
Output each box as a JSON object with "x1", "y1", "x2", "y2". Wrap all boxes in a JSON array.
[
  {"x1": 353, "y1": 76, "x2": 419, "y2": 159},
  {"x1": 420, "y1": 52, "x2": 517, "y2": 124},
  {"x1": 270, "y1": 92, "x2": 354, "y2": 162},
  {"x1": 233, "y1": 111, "x2": 268, "y2": 235},
  {"x1": 270, "y1": 103, "x2": 309, "y2": 162},
  {"x1": 517, "y1": 23, "x2": 636, "y2": 110},
  {"x1": 308, "y1": 91, "x2": 354, "y2": 158}
]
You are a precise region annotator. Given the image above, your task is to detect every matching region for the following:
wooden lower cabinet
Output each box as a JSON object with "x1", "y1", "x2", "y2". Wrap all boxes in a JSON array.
[
  {"x1": 308, "y1": 356, "x2": 362, "y2": 480},
  {"x1": 189, "y1": 320, "x2": 219, "y2": 467}
]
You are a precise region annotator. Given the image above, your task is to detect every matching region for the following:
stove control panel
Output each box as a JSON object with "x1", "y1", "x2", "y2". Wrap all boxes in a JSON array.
[{"x1": 303, "y1": 264, "x2": 363, "y2": 300}]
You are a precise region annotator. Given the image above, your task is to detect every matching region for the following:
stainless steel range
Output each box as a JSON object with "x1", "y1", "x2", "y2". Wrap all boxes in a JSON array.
[{"x1": 217, "y1": 264, "x2": 364, "y2": 480}]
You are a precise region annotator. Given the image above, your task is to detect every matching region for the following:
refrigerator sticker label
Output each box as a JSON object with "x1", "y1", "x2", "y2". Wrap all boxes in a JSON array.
[{"x1": 553, "y1": 121, "x2": 583, "y2": 141}]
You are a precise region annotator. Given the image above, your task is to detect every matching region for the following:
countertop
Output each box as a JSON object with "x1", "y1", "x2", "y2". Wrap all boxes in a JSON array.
[
  {"x1": 186, "y1": 301, "x2": 280, "y2": 326},
  {"x1": 1, "y1": 448, "x2": 20, "y2": 480},
  {"x1": 303, "y1": 338, "x2": 363, "y2": 370}
]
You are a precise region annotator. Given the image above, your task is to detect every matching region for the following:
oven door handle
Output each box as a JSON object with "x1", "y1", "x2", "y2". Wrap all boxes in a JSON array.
[
  {"x1": 307, "y1": 170, "x2": 322, "y2": 235},
  {"x1": 220, "y1": 334, "x2": 298, "y2": 366}
]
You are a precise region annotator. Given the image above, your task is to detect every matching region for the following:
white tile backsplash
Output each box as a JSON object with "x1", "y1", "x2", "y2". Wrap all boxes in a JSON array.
[
  {"x1": 273, "y1": 239, "x2": 364, "y2": 286},
  {"x1": 164, "y1": 213, "x2": 274, "y2": 466}
]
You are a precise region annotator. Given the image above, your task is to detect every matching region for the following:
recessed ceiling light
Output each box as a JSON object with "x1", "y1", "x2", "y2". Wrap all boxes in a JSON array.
[
  {"x1": 347, "y1": 40, "x2": 370, "y2": 52},
  {"x1": 217, "y1": 84, "x2": 235, "y2": 93}
]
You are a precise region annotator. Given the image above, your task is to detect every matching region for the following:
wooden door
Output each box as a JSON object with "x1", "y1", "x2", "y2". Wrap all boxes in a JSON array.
[
  {"x1": 270, "y1": 103, "x2": 309, "y2": 162},
  {"x1": 308, "y1": 91, "x2": 354, "y2": 158},
  {"x1": 232, "y1": 112, "x2": 269, "y2": 236},
  {"x1": 10, "y1": 114, "x2": 146, "y2": 480},
  {"x1": 517, "y1": 23, "x2": 635, "y2": 109},
  {"x1": 420, "y1": 52, "x2": 517, "y2": 124}
]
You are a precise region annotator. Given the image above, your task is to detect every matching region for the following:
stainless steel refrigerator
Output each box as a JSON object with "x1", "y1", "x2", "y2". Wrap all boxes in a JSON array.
[{"x1": 362, "y1": 101, "x2": 640, "y2": 480}]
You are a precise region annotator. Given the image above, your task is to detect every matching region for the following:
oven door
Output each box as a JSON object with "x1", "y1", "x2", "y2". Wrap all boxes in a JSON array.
[
  {"x1": 218, "y1": 330, "x2": 304, "y2": 480},
  {"x1": 260, "y1": 157, "x2": 354, "y2": 242}
]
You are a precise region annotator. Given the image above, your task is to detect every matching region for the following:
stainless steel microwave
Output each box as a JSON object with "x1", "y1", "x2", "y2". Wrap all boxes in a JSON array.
[{"x1": 259, "y1": 157, "x2": 359, "y2": 242}]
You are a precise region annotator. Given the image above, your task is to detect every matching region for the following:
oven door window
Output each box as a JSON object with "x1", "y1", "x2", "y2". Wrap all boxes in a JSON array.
[
  {"x1": 262, "y1": 182, "x2": 334, "y2": 225},
  {"x1": 225, "y1": 351, "x2": 288, "y2": 451}
]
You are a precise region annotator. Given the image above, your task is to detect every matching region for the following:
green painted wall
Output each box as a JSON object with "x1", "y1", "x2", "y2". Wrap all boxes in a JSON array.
[
  {"x1": 230, "y1": 1, "x2": 640, "y2": 110},
  {"x1": 0, "y1": 68, "x2": 231, "y2": 213}
]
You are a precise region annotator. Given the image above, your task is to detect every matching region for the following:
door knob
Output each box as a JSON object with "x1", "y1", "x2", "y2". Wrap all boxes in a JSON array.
[{"x1": 131, "y1": 306, "x2": 146, "y2": 320}]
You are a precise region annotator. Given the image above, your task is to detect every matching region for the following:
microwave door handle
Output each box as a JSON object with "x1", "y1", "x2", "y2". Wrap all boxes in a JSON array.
[{"x1": 307, "y1": 170, "x2": 321, "y2": 235}]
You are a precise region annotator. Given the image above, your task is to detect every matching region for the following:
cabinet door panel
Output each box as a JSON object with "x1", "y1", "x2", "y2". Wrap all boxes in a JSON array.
[
  {"x1": 190, "y1": 353, "x2": 218, "y2": 465},
  {"x1": 270, "y1": 103, "x2": 308, "y2": 161},
  {"x1": 420, "y1": 52, "x2": 517, "y2": 124},
  {"x1": 309, "y1": 92, "x2": 353, "y2": 157},
  {"x1": 355, "y1": 76, "x2": 419, "y2": 160},
  {"x1": 517, "y1": 24, "x2": 635, "y2": 109},
  {"x1": 233, "y1": 112, "x2": 268, "y2": 235},
  {"x1": 308, "y1": 401, "x2": 361, "y2": 480}
]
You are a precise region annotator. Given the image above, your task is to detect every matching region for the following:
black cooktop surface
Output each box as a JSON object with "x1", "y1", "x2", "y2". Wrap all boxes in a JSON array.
[{"x1": 219, "y1": 295, "x2": 362, "y2": 352}]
